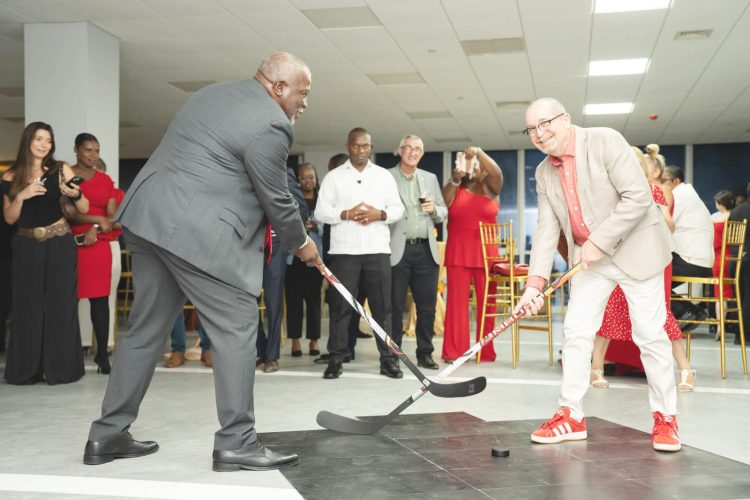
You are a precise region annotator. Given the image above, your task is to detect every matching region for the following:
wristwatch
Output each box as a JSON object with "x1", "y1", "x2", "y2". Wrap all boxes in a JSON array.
[{"x1": 380, "y1": 210, "x2": 387, "y2": 221}]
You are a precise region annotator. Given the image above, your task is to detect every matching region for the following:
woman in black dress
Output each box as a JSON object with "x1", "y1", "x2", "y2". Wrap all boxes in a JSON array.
[
  {"x1": 285, "y1": 163, "x2": 323, "y2": 356},
  {"x1": 1, "y1": 122, "x2": 89, "y2": 385}
]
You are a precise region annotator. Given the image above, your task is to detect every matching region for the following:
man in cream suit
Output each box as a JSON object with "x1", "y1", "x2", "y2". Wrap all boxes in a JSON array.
[
  {"x1": 514, "y1": 98, "x2": 681, "y2": 452},
  {"x1": 84, "y1": 53, "x2": 320, "y2": 471},
  {"x1": 388, "y1": 135, "x2": 447, "y2": 370}
]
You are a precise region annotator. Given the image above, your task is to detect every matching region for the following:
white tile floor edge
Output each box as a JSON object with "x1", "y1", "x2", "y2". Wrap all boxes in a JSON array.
[
  {"x1": 0, "y1": 473, "x2": 302, "y2": 500},
  {"x1": 133, "y1": 366, "x2": 750, "y2": 396}
]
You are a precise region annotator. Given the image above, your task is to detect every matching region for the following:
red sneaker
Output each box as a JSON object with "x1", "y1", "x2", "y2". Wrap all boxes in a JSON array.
[
  {"x1": 652, "y1": 412, "x2": 681, "y2": 451},
  {"x1": 531, "y1": 407, "x2": 587, "y2": 444}
]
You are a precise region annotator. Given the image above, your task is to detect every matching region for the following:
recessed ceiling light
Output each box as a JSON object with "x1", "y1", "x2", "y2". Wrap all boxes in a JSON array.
[
  {"x1": 460, "y1": 37, "x2": 525, "y2": 56},
  {"x1": 584, "y1": 103, "x2": 634, "y2": 115},
  {"x1": 368, "y1": 73, "x2": 424, "y2": 85},
  {"x1": 589, "y1": 58, "x2": 649, "y2": 76},
  {"x1": 675, "y1": 29, "x2": 713, "y2": 40},
  {"x1": 495, "y1": 100, "x2": 531, "y2": 109},
  {"x1": 594, "y1": 0, "x2": 672, "y2": 14},
  {"x1": 302, "y1": 7, "x2": 381, "y2": 30}
]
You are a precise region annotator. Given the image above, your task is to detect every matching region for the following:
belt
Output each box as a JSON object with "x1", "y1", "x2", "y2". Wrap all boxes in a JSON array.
[
  {"x1": 406, "y1": 238, "x2": 428, "y2": 244},
  {"x1": 17, "y1": 219, "x2": 71, "y2": 241}
]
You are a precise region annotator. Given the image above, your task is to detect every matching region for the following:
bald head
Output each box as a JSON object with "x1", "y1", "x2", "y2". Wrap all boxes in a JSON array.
[
  {"x1": 255, "y1": 52, "x2": 311, "y2": 124},
  {"x1": 526, "y1": 98, "x2": 567, "y2": 118},
  {"x1": 256, "y1": 52, "x2": 310, "y2": 83},
  {"x1": 524, "y1": 97, "x2": 571, "y2": 157}
]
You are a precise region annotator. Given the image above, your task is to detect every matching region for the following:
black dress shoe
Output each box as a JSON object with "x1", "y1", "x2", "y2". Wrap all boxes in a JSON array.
[
  {"x1": 291, "y1": 350, "x2": 302, "y2": 357},
  {"x1": 677, "y1": 310, "x2": 702, "y2": 332},
  {"x1": 213, "y1": 442, "x2": 299, "y2": 472},
  {"x1": 323, "y1": 359, "x2": 343, "y2": 379},
  {"x1": 83, "y1": 432, "x2": 159, "y2": 465},
  {"x1": 416, "y1": 354, "x2": 439, "y2": 370},
  {"x1": 380, "y1": 358, "x2": 403, "y2": 379},
  {"x1": 356, "y1": 330, "x2": 373, "y2": 339},
  {"x1": 309, "y1": 349, "x2": 320, "y2": 356}
]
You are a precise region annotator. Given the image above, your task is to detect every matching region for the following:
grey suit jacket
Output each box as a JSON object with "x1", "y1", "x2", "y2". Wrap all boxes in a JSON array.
[
  {"x1": 529, "y1": 126, "x2": 674, "y2": 281},
  {"x1": 388, "y1": 166, "x2": 447, "y2": 266},
  {"x1": 116, "y1": 79, "x2": 307, "y2": 295}
]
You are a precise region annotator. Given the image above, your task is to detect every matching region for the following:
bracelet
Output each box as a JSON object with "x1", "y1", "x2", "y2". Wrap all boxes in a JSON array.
[
  {"x1": 449, "y1": 178, "x2": 460, "y2": 187},
  {"x1": 68, "y1": 192, "x2": 82, "y2": 202},
  {"x1": 297, "y1": 235, "x2": 310, "y2": 250}
]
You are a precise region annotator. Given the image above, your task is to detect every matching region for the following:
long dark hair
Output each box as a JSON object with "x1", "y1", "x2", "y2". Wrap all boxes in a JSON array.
[{"x1": 6, "y1": 121, "x2": 58, "y2": 200}]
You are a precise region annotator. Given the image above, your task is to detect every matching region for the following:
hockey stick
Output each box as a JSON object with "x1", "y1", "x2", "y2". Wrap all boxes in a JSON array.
[
  {"x1": 316, "y1": 261, "x2": 486, "y2": 398},
  {"x1": 318, "y1": 263, "x2": 582, "y2": 434},
  {"x1": 316, "y1": 263, "x2": 487, "y2": 398}
]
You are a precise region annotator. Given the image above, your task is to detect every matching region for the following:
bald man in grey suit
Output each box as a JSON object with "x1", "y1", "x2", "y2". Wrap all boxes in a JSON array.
[{"x1": 84, "y1": 52, "x2": 320, "y2": 471}]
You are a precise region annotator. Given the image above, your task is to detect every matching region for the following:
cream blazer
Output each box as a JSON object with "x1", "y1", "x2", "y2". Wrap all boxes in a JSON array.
[{"x1": 528, "y1": 126, "x2": 675, "y2": 281}]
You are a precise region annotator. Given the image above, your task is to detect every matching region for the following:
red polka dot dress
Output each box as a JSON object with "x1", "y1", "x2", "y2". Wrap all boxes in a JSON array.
[{"x1": 597, "y1": 184, "x2": 682, "y2": 343}]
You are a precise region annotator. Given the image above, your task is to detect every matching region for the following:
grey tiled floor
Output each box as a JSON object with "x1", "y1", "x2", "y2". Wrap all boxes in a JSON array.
[{"x1": 0, "y1": 318, "x2": 748, "y2": 499}]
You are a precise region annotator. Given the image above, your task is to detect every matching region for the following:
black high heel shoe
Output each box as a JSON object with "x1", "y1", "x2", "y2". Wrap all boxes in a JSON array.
[{"x1": 94, "y1": 354, "x2": 111, "y2": 375}]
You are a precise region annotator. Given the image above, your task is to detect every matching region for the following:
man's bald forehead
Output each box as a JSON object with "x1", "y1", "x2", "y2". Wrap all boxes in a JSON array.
[{"x1": 527, "y1": 97, "x2": 566, "y2": 117}]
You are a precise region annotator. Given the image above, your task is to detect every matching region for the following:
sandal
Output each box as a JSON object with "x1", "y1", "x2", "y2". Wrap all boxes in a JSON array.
[
  {"x1": 677, "y1": 369, "x2": 696, "y2": 392},
  {"x1": 590, "y1": 369, "x2": 609, "y2": 389}
]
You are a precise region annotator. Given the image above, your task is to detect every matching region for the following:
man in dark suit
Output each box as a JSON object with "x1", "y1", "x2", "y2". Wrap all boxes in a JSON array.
[
  {"x1": 729, "y1": 182, "x2": 750, "y2": 344},
  {"x1": 84, "y1": 52, "x2": 320, "y2": 472}
]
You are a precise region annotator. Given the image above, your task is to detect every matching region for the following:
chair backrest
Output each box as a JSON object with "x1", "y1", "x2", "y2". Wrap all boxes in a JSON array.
[
  {"x1": 479, "y1": 221, "x2": 516, "y2": 279},
  {"x1": 721, "y1": 218, "x2": 747, "y2": 284}
]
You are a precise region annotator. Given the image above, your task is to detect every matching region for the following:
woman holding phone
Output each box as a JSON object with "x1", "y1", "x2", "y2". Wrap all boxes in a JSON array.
[
  {"x1": 69, "y1": 133, "x2": 121, "y2": 374},
  {"x1": 1, "y1": 122, "x2": 88, "y2": 385}
]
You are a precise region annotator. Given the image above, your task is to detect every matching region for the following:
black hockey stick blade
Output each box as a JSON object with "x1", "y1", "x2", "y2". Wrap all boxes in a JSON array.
[
  {"x1": 316, "y1": 377, "x2": 486, "y2": 434},
  {"x1": 317, "y1": 261, "x2": 484, "y2": 398},
  {"x1": 421, "y1": 375, "x2": 487, "y2": 398},
  {"x1": 317, "y1": 395, "x2": 417, "y2": 435}
]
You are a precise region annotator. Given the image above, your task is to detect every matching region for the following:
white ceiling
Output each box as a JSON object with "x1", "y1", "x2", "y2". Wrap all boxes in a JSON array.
[{"x1": 0, "y1": 0, "x2": 749, "y2": 159}]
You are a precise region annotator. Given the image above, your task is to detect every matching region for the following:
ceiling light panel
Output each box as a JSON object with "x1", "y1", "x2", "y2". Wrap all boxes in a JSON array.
[
  {"x1": 594, "y1": 0, "x2": 672, "y2": 14},
  {"x1": 589, "y1": 58, "x2": 649, "y2": 76},
  {"x1": 460, "y1": 37, "x2": 525, "y2": 56},
  {"x1": 584, "y1": 102, "x2": 634, "y2": 115},
  {"x1": 301, "y1": 7, "x2": 381, "y2": 30}
]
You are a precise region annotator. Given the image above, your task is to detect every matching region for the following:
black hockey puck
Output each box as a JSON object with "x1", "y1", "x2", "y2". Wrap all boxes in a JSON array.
[{"x1": 491, "y1": 447, "x2": 510, "y2": 457}]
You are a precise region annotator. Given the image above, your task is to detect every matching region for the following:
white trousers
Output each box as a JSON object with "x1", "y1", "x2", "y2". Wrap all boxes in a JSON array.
[
  {"x1": 560, "y1": 257, "x2": 677, "y2": 416},
  {"x1": 78, "y1": 241, "x2": 121, "y2": 348}
]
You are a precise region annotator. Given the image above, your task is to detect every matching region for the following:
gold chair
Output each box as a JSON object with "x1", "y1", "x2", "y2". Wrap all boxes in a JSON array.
[
  {"x1": 671, "y1": 218, "x2": 747, "y2": 379},
  {"x1": 478, "y1": 221, "x2": 554, "y2": 367}
]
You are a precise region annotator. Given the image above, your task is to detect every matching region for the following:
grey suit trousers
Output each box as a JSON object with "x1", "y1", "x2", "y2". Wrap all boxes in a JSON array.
[{"x1": 88, "y1": 229, "x2": 259, "y2": 450}]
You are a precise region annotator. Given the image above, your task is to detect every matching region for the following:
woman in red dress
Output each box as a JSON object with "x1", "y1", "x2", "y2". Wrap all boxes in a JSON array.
[
  {"x1": 442, "y1": 146, "x2": 503, "y2": 362},
  {"x1": 590, "y1": 145, "x2": 695, "y2": 391},
  {"x1": 711, "y1": 190, "x2": 735, "y2": 336},
  {"x1": 70, "y1": 133, "x2": 120, "y2": 374}
]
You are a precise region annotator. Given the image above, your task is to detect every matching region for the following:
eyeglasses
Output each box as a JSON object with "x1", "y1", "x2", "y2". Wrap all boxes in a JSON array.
[
  {"x1": 522, "y1": 113, "x2": 565, "y2": 136},
  {"x1": 299, "y1": 174, "x2": 316, "y2": 181},
  {"x1": 399, "y1": 145, "x2": 424, "y2": 155},
  {"x1": 350, "y1": 144, "x2": 372, "y2": 151}
]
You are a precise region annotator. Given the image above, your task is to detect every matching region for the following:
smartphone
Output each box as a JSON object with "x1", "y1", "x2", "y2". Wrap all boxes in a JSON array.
[
  {"x1": 65, "y1": 176, "x2": 85, "y2": 189},
  {"x1": 418, "y1": 194, "x2": 428, "y2": 204},
  {"x1": 74, "y1": 233, "x2": 86, "y2": 246}
]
